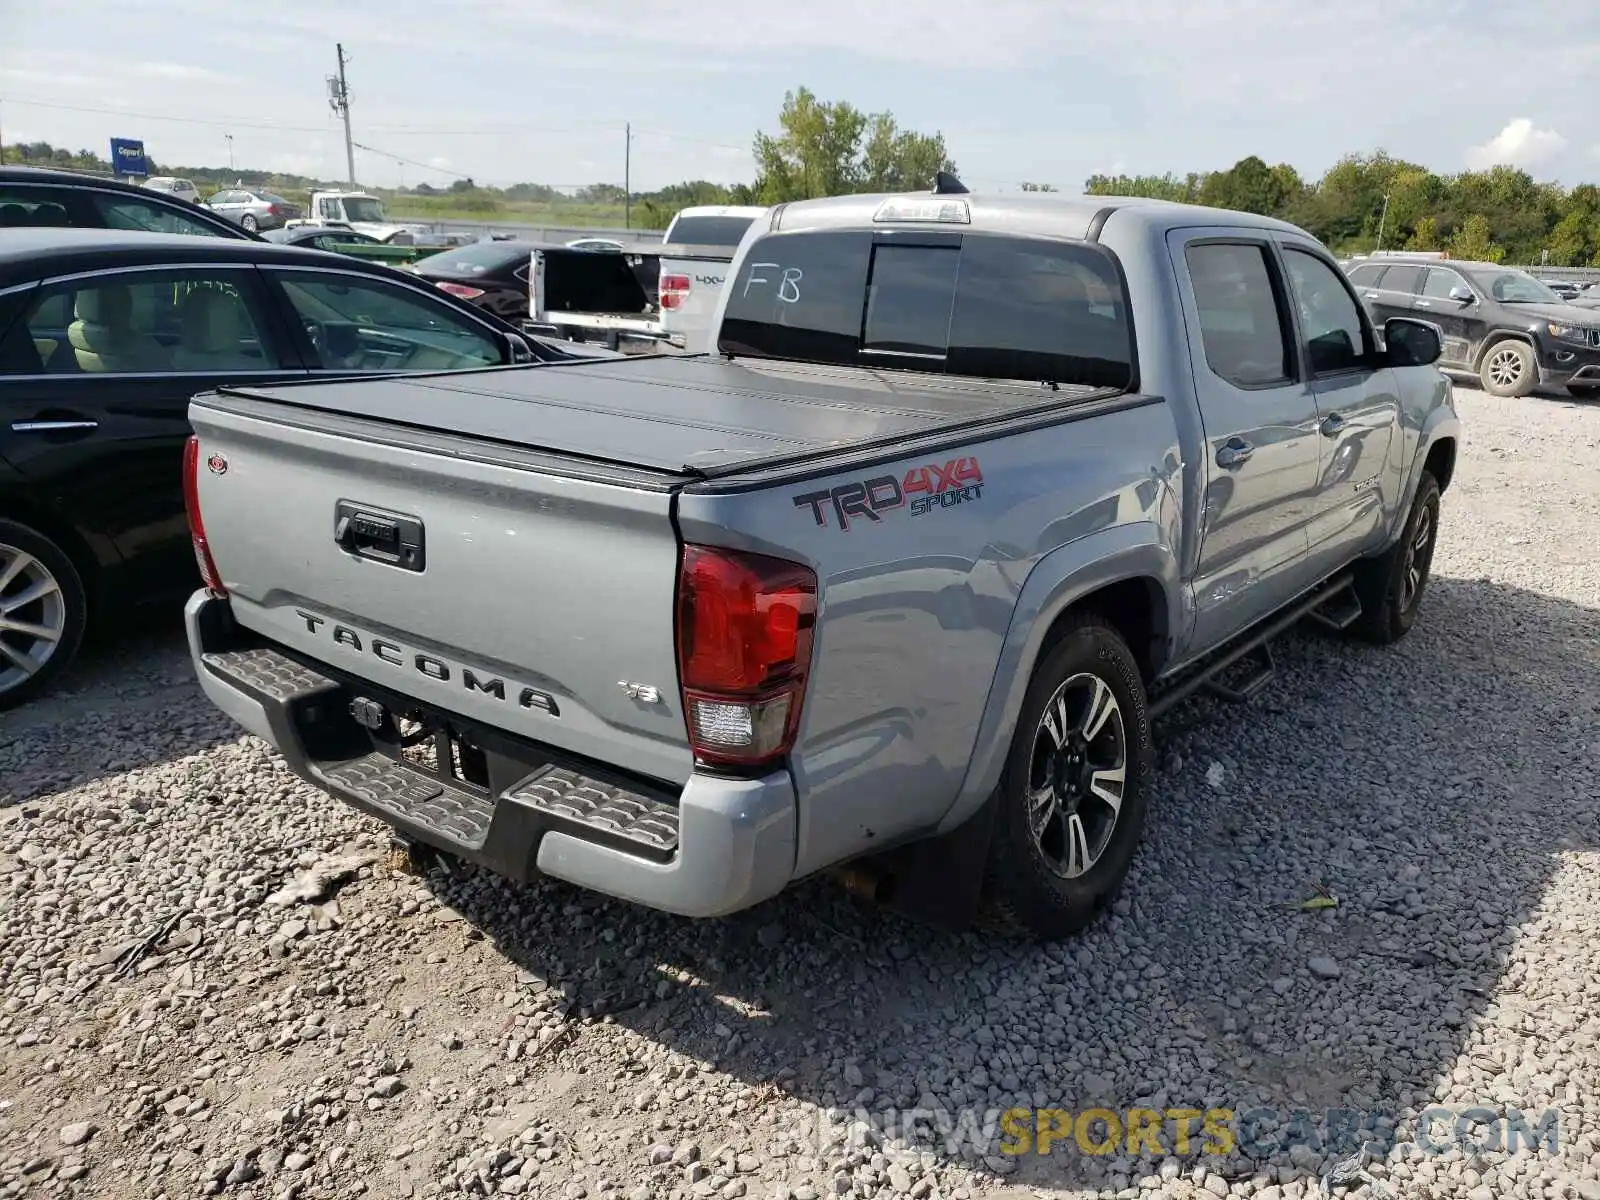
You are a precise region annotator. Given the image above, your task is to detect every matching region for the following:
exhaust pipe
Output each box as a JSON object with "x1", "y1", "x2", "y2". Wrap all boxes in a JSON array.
[{"x1": 837, "y1": 864, "x2": 887, "y2": 904}]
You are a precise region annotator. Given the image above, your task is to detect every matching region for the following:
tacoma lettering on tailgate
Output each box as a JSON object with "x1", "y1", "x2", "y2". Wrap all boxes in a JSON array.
[
  {"x1": 294, "y1": 610, "x2": 560, "y2": 715},
  {"x1": 793, "y1": 456, "x2": 984, "y2": 531}
]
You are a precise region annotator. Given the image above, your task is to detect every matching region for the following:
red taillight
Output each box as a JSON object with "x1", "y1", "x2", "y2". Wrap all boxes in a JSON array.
[
  {"x1": 676, "y1": 544, "x2": 816, "y2": 769},
  {"x1": 182, "y1": 436, "x2": 226, "y2": 596},
  {"x1": 659, "y1": 273, "x2": 691, "y2": 311},
  {"x1": 436, "y1": 281, "x2": 486, "y2": 300},
  {"x1": 266, "y1": 204, "x2": 279, "y2": 216}
]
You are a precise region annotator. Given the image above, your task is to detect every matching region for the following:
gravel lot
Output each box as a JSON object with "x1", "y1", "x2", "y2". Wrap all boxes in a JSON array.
[{"x1": 3, "y1": 383, "x2": 1598, "y2": 1200}]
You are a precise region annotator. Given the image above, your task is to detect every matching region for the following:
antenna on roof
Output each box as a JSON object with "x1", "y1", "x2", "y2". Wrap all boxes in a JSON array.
[{"x1": 933, "y1": 170, "x2": 969, "y2": 195}]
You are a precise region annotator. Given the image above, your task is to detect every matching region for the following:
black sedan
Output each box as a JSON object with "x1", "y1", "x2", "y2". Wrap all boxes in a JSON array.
[
  {"x1": 0, "y1": 229, "x2": 586, "y2": 708},
  {"x1": 0, "y1": 165, "x2": 256, "y2": 239},
  {"x1": 263, "y1": 225, "x2": 384, "y2": 251},
  {"x1": 409, "y1": 239, "x2": 538, "y2": 323}
]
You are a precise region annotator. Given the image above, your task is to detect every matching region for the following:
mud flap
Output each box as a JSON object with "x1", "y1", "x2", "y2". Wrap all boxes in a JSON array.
[{"x1": 869, "y1": 795, "x2": 998, "y2": 933}]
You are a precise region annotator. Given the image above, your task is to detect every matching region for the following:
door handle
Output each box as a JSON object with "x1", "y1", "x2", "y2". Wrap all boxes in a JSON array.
[
  {"x1": 1413, "y1": 300, "x2": 1432, "y2": 309},
  {"x1": 11, "y1": 419, "x2": 99, "y2": 434},
  {"x1": 1363, "y1": 292, "x2": 1379, "y2": 301},
  {"x1": 1320, "y1": 413, "x2": 1347, "y2": 437},
  {"x1": 1215, "y1": 438, "x2": 1254, "y2": 469}
]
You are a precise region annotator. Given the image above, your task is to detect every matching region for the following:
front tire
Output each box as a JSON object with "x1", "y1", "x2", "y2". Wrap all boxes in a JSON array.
[
  {"x1": 1479, "y1": 339, "x2": 1536, "y2": 398},
  {"x1": 1349, "y1": 470, "x2": 1441, "y2": 646},
  {"x1": 984, "y1": 615, "x2": 1154, "y2": 940},
  {"x1": 0, "y1": 520, "x2": 88, "y2": 710}
]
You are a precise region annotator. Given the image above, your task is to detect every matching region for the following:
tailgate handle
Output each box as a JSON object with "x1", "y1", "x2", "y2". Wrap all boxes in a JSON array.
[{"x1": 333, "y1": 501, "x2": 426, "y2": 572}]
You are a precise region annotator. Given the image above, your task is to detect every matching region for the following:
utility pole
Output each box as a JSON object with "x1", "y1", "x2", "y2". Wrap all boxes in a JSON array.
[
  {"x1": 327, "y1": 44, "x2": 356, "y2": 186},
  {"x1": 1375, "y1": 191, "x2": 1391, "y2": 253},
  {"x1": 624, "y1": 122, "x2": 632, "y2": 230},
  {"x1": 225, "y1": 133, "x2": 234, "y2": 172}
]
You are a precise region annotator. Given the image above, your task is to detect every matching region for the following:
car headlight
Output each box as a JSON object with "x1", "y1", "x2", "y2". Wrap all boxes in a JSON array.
[{"x1": 1547, "y1": 322, "x2": 1594, "y2": 344}]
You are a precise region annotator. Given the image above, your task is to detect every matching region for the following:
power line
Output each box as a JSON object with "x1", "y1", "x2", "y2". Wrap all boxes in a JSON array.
[{"x1": 0, "y1": 95, "x2": 748, "y2": 150}]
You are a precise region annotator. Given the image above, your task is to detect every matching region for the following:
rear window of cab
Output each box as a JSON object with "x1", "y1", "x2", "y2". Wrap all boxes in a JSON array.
[{"x1": 718, "y1": 229, "x2": 1135, "y2": 391}]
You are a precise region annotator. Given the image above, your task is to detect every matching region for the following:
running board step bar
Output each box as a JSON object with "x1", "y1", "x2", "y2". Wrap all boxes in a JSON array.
[{"x1": 1148, "y1": 575, "x2": 1357, "y2": 719}]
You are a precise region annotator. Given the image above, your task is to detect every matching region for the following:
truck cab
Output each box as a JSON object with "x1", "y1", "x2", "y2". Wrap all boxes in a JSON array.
[{"x1": 292, "y1": 191, "x2": 420, "y2": 245}]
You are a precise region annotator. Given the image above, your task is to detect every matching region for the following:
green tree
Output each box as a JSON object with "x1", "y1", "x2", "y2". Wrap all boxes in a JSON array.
[
  {"x1": 1546, "y1": 210, "x2": 1591, "y2": 266},
  {"x1": 1448, "y1": 214, "x2": 1505, "y2": 262},
  {"x1": 1083, "y1": 172, "x2": 1198, "y2": 202},
  {"x1": 1406, "y1": 216, "x2": 1442, "y2": 251},
  {"x1": 750, "y1": 87, "x2": 953, "y2": 203}
]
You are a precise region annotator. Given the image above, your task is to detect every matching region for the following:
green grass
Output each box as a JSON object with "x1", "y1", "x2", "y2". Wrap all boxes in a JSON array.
[{"x1": 380, "y1": 196, "x2": 638, "y2": 228}]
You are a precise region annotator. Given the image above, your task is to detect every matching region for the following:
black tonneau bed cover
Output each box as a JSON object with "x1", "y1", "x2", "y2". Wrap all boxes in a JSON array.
[{"x1": 208, "y1": 355, "x2": 1124, "y2": 481}]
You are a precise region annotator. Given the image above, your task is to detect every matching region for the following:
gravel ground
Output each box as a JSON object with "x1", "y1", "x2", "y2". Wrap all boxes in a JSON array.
[{"x1": 2, "y1": 382, "x2": 1598, "y2": 1200}]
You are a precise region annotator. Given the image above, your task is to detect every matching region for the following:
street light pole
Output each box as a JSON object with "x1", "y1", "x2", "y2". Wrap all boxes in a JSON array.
[
  {"x1": 1375, "y1": 192, "x2": 1391, "y2": 253},
  {"x1": 226, "y1": 134, "x2": 234, "y2": 172}
]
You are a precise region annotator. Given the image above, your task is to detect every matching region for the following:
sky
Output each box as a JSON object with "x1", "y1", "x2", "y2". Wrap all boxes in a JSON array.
[{"x1": 2, "y1": 0, "x2": 1598, "y2": 195}]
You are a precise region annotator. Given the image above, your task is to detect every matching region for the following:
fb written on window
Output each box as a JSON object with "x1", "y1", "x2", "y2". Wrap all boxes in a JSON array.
[{"x1": 740, "y1": 261, "x2": 804, "y2": 303}]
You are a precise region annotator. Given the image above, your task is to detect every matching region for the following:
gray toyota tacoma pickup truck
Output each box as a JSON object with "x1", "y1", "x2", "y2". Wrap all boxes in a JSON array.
[{"x1": 182, "y1": 182, "x2": 1460, "y2": 940}]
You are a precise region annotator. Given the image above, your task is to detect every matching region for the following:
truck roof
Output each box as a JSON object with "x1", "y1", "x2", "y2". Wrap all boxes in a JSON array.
[{"x1": 769, "y1": 190, "x2": 1312, "y2": 242}]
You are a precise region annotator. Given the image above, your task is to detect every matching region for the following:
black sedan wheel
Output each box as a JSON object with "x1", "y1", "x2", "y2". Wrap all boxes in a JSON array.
[{"x1": 0, "y1": 520, "x2": 88, "y2": 709}]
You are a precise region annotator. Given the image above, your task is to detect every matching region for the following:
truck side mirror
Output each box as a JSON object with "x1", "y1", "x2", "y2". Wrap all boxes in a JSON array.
[{"x1": 1384, "y1": 317, "x2": 1443, "y2": 367}]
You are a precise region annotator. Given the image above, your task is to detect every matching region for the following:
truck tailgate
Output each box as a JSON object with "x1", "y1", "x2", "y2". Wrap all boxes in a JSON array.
[{"x1": 188, "y1": 387, "x2": 695, "y2": 787}]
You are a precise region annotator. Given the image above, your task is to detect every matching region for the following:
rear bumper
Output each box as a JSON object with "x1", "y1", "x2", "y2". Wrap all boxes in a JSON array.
[{"x1": 185, "y1": 591, "x2": 797, "y2": 918}]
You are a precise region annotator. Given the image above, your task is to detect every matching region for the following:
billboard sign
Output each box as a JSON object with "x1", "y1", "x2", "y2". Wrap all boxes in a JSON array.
[{"x1": 109, "y1": 138, "x2": 149, "y2": 178}]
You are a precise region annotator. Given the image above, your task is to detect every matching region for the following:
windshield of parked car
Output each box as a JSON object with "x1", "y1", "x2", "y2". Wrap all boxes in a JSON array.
[
  {"x1": 1472, "y1": 267, "x2": 1561, "y2": 304},
  {"x1": 719, "y1": 229, "x2": 1135, "y2": 391},
  {"x1": 342, "y1": 197, "x2": 385, "y2": 223}
]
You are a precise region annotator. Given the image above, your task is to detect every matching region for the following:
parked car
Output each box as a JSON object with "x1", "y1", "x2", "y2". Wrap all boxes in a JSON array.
[
  {"x1": 183, "y1": 186, "x2": 1458, "y2": 940},
  {"x1": 206, "y1": 187, "x2": 304, "y2": 233},
  {"x1": 0, "y1": 227, "x2": 593, "y2": 709},
  {"x1": 262, "y1": 225, "x2": 434, "y2": 267},
  {"x1": 1349, "y1": 254, "x2": 1600, "y2": 397},
  {"x1": 0, "y1": 166, "x2": 254, "y2": 239},
  {"x1": 410, "y1": 239, "x2": 539, "y2": 322},
  {"x1": 143, "y1": 177, "x2": 202, "y2": 205}
]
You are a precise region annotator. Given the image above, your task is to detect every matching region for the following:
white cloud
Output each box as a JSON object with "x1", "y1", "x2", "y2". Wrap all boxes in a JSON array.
[
  {"x1": 426, "y1": 156, "x2": 453, "y2": 170},
  {"x1": 1466, "y1": 119, "x2": 1567, "y2": 170},
  {"x1": 136, "y1": 61, "x2": 222, "y2": 82}
]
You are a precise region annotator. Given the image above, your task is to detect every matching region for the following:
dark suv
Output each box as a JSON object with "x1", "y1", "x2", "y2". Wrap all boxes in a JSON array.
[{"x1": 1349, "y1": 254, "x2": 1600, "y2": 398}]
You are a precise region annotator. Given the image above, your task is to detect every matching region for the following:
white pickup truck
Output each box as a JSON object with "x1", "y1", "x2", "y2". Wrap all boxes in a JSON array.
[
  {"x1": 524, "y1": 205, "x2": 766, "y2": 355},
  {"x1": 286, "y1": 190, "x2": 426, "y2": 245}
]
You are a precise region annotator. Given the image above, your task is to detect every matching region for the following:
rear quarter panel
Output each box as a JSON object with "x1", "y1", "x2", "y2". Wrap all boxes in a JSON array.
[{"x1": 676, "y1": 399, "x2": 1183, "y2": 878}]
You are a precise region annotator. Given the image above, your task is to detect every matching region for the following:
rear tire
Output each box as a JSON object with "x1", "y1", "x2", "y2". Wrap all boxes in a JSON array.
[
  {"x1": 1478, "y1": 339, "x2": 1536, "y2": 398},
  {"x1": 1349, "y1": 470, "x2": 1441, "y2": 646},
  {"x1": 0, "y1": 519, "x2": 88, "y2": 710},
  {"x1": 983, "y1": 614, "x2": 1154, "y2": 940},
  {"x1": 241, "y1": 214, "x2": 259, "y2": 233}
]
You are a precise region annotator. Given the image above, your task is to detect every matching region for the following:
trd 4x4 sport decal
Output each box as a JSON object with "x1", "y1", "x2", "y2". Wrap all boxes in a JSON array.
[{"x1": 793, "y1": 456, "x2": 984, "y2": 532}]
